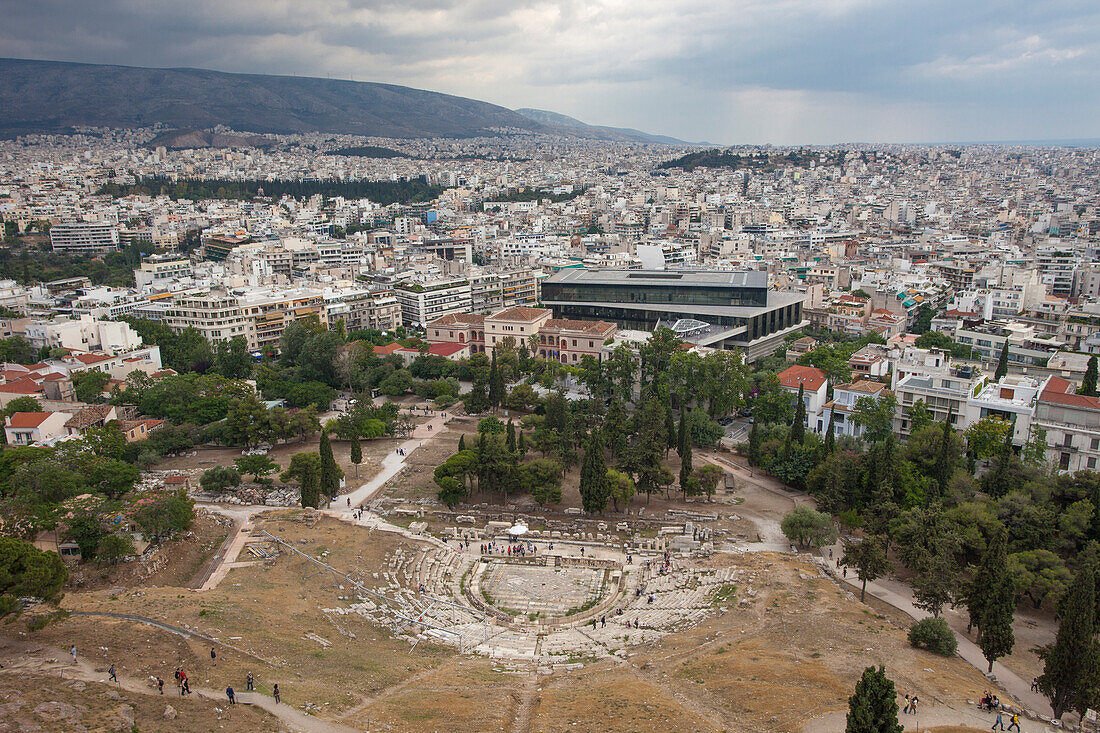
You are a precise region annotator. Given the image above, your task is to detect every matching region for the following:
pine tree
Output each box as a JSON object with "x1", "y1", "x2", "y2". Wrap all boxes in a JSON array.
[
  {"x1": 1038, "y1": 550, "x2": 1100, "y2": 718},
  {"x1": 318, "y1": 430, "x2": 342, "y2": 500},
  {"x1": 488, "y1": 352, "x2": 504, "y2": 409},
  {"x1": 791, "y1": 384, "x2": 806, "y2": 444},
  {"x1": 579, "y1": 429, "x2": 609, "y2": 514},
  {"x1": 350, "y1": 436, "x2": 362, "y2": 479},
  {"x1": 845, "y1": 666, "x2": 903, "y2": 733},
  {"x1": 506, "y1": 419, "x2": 517, "y2": 454},
  {"x1": 1081, "y1": 356, "x2": 1099, "y2": 397},
  {"x1": 823, "y1": 411, "x2": 836, "y2": 456},
  {"x1": 995, "y1": 339, "x2": 1010, "y2": 380}
]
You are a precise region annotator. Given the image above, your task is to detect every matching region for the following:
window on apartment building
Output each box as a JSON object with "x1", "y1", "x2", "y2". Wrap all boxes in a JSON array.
[
  {"x1": 1090, "y1": 457, "x2": 1098, "y2": 470},
  {"x1": 1061, "y1": 453, "x2": 1071, "y2": 471},
  {"x1": 572, "y1": 339, "x2": 577, "y2": 346},
  {"x1": 1064, "y1": 434, "x2": 1074, "y2": 448}
]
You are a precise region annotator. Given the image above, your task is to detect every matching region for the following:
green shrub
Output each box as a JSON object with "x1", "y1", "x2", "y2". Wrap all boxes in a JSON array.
[{"x1": 908, "y1": 617, "x2": 957, "y2": 656}]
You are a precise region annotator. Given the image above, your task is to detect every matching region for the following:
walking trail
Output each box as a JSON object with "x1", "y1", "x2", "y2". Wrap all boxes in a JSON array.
[
  {"x1": 0, "y1": 638, "x2": 358, "y2": 733},
  {"x1": 705, "y1": 453, "x2": 1059, "y2": 728}
]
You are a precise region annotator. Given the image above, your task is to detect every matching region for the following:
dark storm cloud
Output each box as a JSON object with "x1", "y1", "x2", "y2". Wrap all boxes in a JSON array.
[{"x1": 0, "y1": 0, "x2": 1096, "y2": 143}]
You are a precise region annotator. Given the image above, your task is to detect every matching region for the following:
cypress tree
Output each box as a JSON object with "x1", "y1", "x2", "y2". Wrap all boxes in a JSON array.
[
  {"x1": 973, "y1": 530, "x2": 1014, "y2": 671},
  {"x1": 1081, "y1": 356, "x2": 1099, "y2": 397},
  {"x1": 349, "y1": 436, "x2": 362, "y2": 479},
  {"x1": 678, "y1": 411, "x2": 693, "y2": 496},
  {"x1": 318, "y1": 430, "x2": 342, "y2": 500},
  {"x1": 517, "y1": 430, "x2": 526, "y2": 458},
  {"x1": 823, "y1": 411, "x2": 836, "y2": 456},
  {"x1": 845, "y1": 666, "x2": 903, "y2": 733},
  {"x1": 1038, "y1": 550, "x2": 1100, "y2": 718},
  {"x1": 748, "y1": 420, "x2": 762, "y2": 466},
  {"x1": 458, "y1": 433, "x2": 466, "y2": 452},
  {"x1": 579, "y1": 429, "x2": 609, "y2": 514},
  {"x1": 506, "y1": 419, "x2": 517, "y2": 455},
  {"x1": 995, "y1": 339, "x2": 1010, "y2": 380},
  {"x1": 488, "y1": 352, "x2": 504, "y2": 409},
  {"x1": 790, "y1": 383, "x2": 806, "y2": 444},
  {"x1": 933, "y1": 406, "x2": 956, "y2": 497},
  {"x1": 664, "y1": 403, "x2": 677, "y2": 455}
]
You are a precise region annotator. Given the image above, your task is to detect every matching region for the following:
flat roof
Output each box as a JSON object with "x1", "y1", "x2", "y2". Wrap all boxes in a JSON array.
[
  {"x1": 543, "y1": 268, "x2": 768, "y2": 289},
  {"x1": 542, "y1": 290, "x2": 805, "y2": 318}
]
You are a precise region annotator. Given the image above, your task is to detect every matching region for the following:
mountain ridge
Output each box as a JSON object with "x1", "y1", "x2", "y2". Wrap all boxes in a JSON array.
[{"x1": 0, "y1": 58, "x2": 690, "y2": 145}]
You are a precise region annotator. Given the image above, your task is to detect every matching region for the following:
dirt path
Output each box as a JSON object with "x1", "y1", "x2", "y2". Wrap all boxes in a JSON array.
[
  {"x1": 805, "y1": 702, "x2": 1057, "y2": 732},
  {"x1": 0, "y1": 638, "x2": 358, "y2": 733},
  {"x1": 509, "y1": 667, "x2": 541, "y2": 733},
  {"x1": 703, "y1": 455, "x2": 1057, "y2": 722}
]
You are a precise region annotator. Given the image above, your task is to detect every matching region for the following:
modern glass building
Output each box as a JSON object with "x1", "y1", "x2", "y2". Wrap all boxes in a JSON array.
[{"x1": 540, "y1": 269, "x2": 806, "y2": 360}]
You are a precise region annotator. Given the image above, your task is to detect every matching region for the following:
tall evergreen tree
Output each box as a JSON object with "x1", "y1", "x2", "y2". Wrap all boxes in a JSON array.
[
  {"x1": 973, "y1": 530, "x2": 1014, "y2": 671},
  {"x1": 488, "y1": 352, "x2": 504, "y2": 409},
  {"x1": 677, "y1": 411, "x2": 694, "y2": 496},
  {"x1": 318, "y1": 430, "x2": 342, "y2": 500},
  {"x1": 506, "y1": 419, "x2": 517, "y2": 455},
  {"x1": 1038, "y1": 549, "x2": 1100, "y2": 718},
  {"x1": 823, "y1": 411, "x2": 836, "y2": 456},
  {"x1": 791, "y1": 383, "x2": 806, "y2": 444},
  {"x1": 664, "y1": 402, "x2": 677, "y2": 456},
  {"x1": 967, "y1": 529, "x2": 1007, "y2": 637},
  {"x1": 517, "y1": 430, "x2": 527, "y2": 458},
  {"x1": 933, "y1": 406, "x2": 956, "y2": 498},
  {"x1": 579, "y1": 429, "x2": 609, "y2": 514},
  {"x1": 1082, "y1": 356, "x2": 1099, "y2": 397},
  {"x1": 845, "y1": 666, "x2": 903, "y2": 733},
  {"x1": 458, "y1": 433, "x2": 466, "y2": 452},
  {"x1": 349, "y1": 436, "x2": 362, "y2": 479},
  {"x1": 995, "y1": 339, "x2": 1010, "y2": 380},
  {"x1": 748, "y1": 420, "x2": 762, "y2": 467}
]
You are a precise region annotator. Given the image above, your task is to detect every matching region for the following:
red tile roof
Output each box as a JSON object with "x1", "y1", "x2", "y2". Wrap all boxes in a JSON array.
[
  {"x1": 1040, "y1": 376, "x2": 1100, "y2": 410},
  {"x1": 428, "y1": 313, "x2": 486, "y2": 327},
  {"x1": 489, "y1": 306, "x2": 551, "y2": 322},
  {"x1": 777, "y1": 365, "x2": 828, "y2": 391},
  {"x1": 0, "y1": 377, "x2": 46, "y2": 395},
  {"x1": 6, "y1": 411, "x2": 53, "y2": 429},
  {"x1": 373, "y1": 343, "x2": 403, "y2": 355}
]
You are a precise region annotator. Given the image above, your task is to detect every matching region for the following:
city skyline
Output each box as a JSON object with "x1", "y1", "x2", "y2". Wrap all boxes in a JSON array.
[{"x1": 2, "y1": 0, "x2": 1098, "y2": 146}]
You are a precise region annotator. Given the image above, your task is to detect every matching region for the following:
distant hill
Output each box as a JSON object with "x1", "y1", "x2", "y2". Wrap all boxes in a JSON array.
[
  {"x1": 0, "y1": 58, "x2": 545, "y2": 139},
  {"x1": 657, "y1": 148, "x2": 848, "y2": 171},
  {"x1": 514, "y1": 108, "x2": 690, "y2": 145},
  {"x1": 146, "y1": 129, "x2": 274, "y2": 149}
]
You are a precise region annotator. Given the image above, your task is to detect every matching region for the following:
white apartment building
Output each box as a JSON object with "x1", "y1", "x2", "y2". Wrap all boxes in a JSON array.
[
  {"x1": 134, "y1": 255, "x2": 193, "y2": 289},
  {"x1": 164, "y1": 289, "x2": 250, "y2": 345},
  {"x1": 777, "y1": 365, "x2": 829, "y2": 433},
  {"x1": 1034, "y1": 377, "x2": 1100, "y2": 472},
  {"x1": 820, "y1": 380, "x2": 893, "y2": 438},
  {"x1": 395, "y1": 276, "x2": 473, "y2": 328},
  {"x1": 964, "y1": 375, "x2": 1046, "y2": 446},
  {"x1": 49, "y1": 222, "x2": 120, "y2": 253},
  {"x1": 24, "y1": 315, "x2": 145, "y2": 355},
  {"x1": 321, "y1": 287, "x2": 401, "y2": 333}
]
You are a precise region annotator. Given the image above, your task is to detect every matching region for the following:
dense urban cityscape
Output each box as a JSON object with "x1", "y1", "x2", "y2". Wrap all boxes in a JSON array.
[{"x1": 1, "y1": 5, "x2": 1100, "y2": 732}]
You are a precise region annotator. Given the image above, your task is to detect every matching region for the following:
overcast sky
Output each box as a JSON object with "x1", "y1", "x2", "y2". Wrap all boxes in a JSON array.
[{"x1": 2, "y1": 0, "x2": 1098, "y2": 144}]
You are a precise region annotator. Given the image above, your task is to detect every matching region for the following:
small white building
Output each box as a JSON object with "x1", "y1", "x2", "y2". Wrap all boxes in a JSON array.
[
  {"x1": 4, "y1": 411, "x2": 70, "y2": 446},
  {"x1": 820, "y1": 380, "x2": 893, "y2": 438}
]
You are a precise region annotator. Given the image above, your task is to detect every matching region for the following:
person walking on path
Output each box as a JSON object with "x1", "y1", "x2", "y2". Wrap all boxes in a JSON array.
[
  {"x1": 246, "y1": 671, "x2": 254, "y2": 691},
  {"x1": 910, "y1": 696, "x2": 918, "y2": 715},
  {"x1": 992, "y1": 711, "x2": 1005, "y2": 730},
  {"x1": 903, "y1": 695, "x2": 911, "y2": 714},
  {"x1": 226, "y1": 685, "x2": 236, "y2": 705},
  {"x1": 157, "y1": 677, "x2": 164, "y2": 694},
  {"x1": 70, "y1": 646, "x2": 77, "y2": 664},
  {"x1": 273, "y1": 684, "x2": 280, "y2": 704},
  {"x1": 108, "y1": 665, "x2": 117, "y2": 683},
  {"x1": 210, "y1": 647, "x2": 217, "y2": 666},
  {"x1": 1007, "y1": 714, "x2": 1021, "y2": 732}
]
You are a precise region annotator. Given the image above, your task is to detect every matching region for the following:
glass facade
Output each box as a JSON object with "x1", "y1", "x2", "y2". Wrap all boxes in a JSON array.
[
  {"x1": 542, "y1": 281, "x2": 768, "y2": 308},
  {"x1": 549, "y1": 301, "x2": 801, "y2": 342}
]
